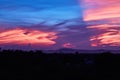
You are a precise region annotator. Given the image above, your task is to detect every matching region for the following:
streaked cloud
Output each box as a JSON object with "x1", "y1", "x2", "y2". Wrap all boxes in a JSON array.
[
  {"x1": 82, "y1": 0, "x2": 120, "y2": 47},
  {"x1": 82, "y1": 0, "x2": 120, "y2": 21},
  {"x1": 0, "y1": 28, "x2": 57, "y2": 46},
  {"x1": 0, "y1": 0, "x2": 80, "y2": 26}
]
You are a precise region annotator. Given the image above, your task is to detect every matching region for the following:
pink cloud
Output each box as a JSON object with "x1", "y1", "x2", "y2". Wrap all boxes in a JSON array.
[
  {"x1": 63, "y1": 43, "x2": 75, "y2": 48},
  {"x1": 82, "y1": 0, "x2": 120, "y2": 46},
  {"x1": 0, "y1": 28, "x2": 58, "y2": 46}
]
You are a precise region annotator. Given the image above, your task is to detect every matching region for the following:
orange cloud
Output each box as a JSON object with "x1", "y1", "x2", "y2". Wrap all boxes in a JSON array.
[
  {"x1": 0, "y1": 28, "x2": 58, "y2": 46},
  {"x1": 63, "y1": 43, "x2": 75, "y2": 48},
  {"x1": 88, "y1": 21, "x2": 120, "y2": 46},
  {"x1": 82, "y1": 0, "x2": 120, "y2": 46},
  {"x1": 83, "y1": 0, "x2": 120, "y2": 21},
  {"x1": 90, "y1": 31, "x2": 120, "y2": 46},
  {"x1": 87, "y1": 24, "x2": 120, "y2": 31}
]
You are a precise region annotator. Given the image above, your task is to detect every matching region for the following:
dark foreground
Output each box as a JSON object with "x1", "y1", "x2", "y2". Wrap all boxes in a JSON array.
[{"x1": 0, "y1": 50, "x2": 120, "y2": 80}]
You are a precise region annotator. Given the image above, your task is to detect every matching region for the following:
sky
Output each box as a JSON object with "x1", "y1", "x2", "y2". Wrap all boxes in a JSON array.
[{"x1": 0, "y1": 0, "x2": 120, "y2": 50}]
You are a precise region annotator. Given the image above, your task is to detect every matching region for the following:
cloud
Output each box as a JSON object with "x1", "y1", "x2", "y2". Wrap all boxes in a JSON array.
[
  {"x1": 0, "y1": 0, "x2": 119, "y2": 50},
  {"x1": 90, "y1": 31, "x2": 120, "y2": 46},
  {"x1": 0, "y1": 28, "x2": 58, "y2": 46},
  {"x1": 63, "y1": 43, "x2": 76, "y2": 48},
  {"x1": 82, "y1": 0, "x2": 120, "y2": 47},
  {"x1": 82, "y1": 0, "x2": 120, "y2": 21},
  {"x1": 0, "y1": 5, "x2": 80, "y2": 27},
  {"x1": 0, "y1": 0, "x2": 80, "y2": 26}
]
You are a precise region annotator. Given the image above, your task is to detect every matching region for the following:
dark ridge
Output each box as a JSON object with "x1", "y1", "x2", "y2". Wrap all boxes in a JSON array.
[{"x1": 0, "y1": 49, "x2": 120, "y2": 80}]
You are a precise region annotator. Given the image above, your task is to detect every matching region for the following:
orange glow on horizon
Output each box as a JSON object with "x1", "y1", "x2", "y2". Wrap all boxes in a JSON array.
[
  {"x1": 63, "y1": 43, "x2": 75, "y2": 48},
  {"x1": 0, "y1": 28, "x2": 58, "y2": 46}
]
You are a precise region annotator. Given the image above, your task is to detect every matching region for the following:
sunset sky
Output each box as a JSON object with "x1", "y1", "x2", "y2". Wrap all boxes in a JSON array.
[{"x1": 0, "y1": 0, "x2": 119, "y2": 50}]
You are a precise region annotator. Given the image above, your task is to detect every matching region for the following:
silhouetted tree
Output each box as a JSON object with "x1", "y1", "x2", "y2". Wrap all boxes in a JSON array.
[{"x1": 0, "y1": 49, "x2": 118, "y2": 80}]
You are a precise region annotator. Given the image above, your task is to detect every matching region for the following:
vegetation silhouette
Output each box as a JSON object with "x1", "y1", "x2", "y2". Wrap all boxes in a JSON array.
[{"x1": 0, "y1": 49, "x2": 119, "y2": 80}]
